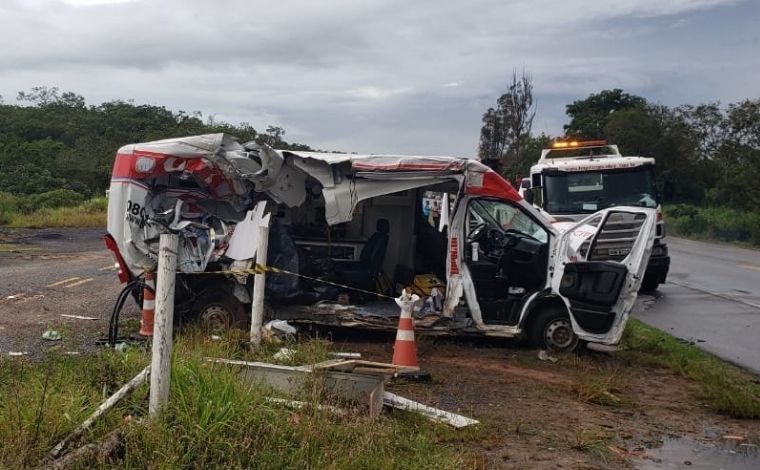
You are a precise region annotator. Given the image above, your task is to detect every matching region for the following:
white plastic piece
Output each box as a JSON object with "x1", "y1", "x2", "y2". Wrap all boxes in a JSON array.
[
  {"x1": 225, "y1": 201, "x2": 271, "y2": 261},
  {"x1": 383, "y1": 392, "x2": 479, "y2": 428},
  {"x1": 265, "y1": 319, "x2": 298, "y2": 336}
]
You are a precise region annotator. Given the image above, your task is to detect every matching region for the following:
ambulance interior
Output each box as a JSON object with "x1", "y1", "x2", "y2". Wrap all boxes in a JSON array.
[{"x1": 270, "y1": 178, "x2": 460, "y2": 313}]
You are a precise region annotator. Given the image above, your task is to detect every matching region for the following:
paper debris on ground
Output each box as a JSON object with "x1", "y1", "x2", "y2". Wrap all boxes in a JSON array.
[
  {"x1": 273, "y1": 348, "x2": 296, "y2": 361},
  {"x1": 42, "y1": 329, "x2": 62, "y2": 341},
  {"x1": 266, "y1": 397, "x2": 346, "y2": 415},
  {"x1": 538, "y1": 350, "x2": 558, "y2": 363}
]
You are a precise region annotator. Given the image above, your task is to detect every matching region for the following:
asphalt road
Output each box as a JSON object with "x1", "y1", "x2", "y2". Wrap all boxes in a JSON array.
[
  {"x1": 0, "y1": 228, "x2": 135, "y2": 357},
  {"x1": 637, "y1": 237, "x2": 760, "y2": 374}
]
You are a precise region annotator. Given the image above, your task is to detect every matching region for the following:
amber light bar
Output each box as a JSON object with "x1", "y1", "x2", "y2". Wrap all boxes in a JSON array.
[{"x1": 551, "y1": 139, "x2": 607, "y2": 149}]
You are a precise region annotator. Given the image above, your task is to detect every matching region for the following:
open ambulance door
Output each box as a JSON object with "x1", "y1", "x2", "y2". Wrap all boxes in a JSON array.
[{"x1": 551, "y1": 207, "x2": 656, "y2": 344}]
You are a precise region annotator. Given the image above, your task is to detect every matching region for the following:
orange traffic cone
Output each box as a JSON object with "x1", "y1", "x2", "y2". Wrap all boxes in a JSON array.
[
  {"x1": 139, "y1": 271, "x2": 155, "y2": 337},
  {"x1": 392, "y1": 290, "x2": 421, "y2": 371}
]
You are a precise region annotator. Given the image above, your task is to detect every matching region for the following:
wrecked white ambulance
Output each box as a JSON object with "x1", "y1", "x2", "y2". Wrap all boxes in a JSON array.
[{"x1": 105, "y1": 133, "x2": 655, "y2": 350}]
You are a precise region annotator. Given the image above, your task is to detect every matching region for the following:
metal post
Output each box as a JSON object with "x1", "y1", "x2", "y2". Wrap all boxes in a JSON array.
[
  {"x1": 250, "y1": 221, "x2": 271, "y2": 346},
  {"x1": 149, "y1": 233, "x2": 178, "y2": 416}
]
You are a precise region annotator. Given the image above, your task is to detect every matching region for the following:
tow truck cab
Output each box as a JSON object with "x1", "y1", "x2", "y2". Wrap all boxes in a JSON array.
[
  {"x1": 105, "y1": 134, "x2": 656, "y2": 350},
  {"x1": 523, "y1": 141, "x2": 669, "y2": 292}
]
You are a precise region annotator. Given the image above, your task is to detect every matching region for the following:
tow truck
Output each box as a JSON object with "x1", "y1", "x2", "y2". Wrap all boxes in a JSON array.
[{"x1": 522, "y1": 140, "x2": 669, "y2": 291}]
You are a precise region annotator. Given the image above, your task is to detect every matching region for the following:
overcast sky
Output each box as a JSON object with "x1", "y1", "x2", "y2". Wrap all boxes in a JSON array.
[{"x1": 1, "y1": 0, "x2": 758, "y2": 155}]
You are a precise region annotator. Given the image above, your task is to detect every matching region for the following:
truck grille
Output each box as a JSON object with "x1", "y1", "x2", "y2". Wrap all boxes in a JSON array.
[{"x1": 587, "y1": 212, "x2": 646, "y2": 262}]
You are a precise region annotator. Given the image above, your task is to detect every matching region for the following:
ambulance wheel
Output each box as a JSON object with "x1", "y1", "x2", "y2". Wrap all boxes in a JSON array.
[
  {"x1": 528, "y1": 307, "x2": 579, "y2": 352},
  {"x1": 193, "y1": 290, "x2": 247, "y2": 331}
]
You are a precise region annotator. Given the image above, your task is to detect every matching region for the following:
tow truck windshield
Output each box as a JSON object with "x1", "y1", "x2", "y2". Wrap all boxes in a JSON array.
[{"x1": 543, "y1": 165, "x2": 657, "y2": 214}]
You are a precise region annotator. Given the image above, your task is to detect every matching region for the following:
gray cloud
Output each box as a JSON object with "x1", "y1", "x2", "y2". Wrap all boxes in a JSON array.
[{"x1": 0, "y1": 0, "x2": 757, "y2": 155}]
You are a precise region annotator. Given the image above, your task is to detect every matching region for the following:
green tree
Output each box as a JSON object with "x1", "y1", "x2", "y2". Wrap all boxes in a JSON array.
[
  {"x1": 565, "y1": 89, "x2": 646, "y2": 138},
  {"x1": 0, "y1": 87, "x2": 313, "y2": 198}
]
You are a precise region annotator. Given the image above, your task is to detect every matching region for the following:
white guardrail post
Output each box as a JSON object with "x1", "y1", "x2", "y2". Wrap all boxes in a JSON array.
[
  {"x1": 250, "y1": 216, "x2": 271, "y2": 347},
  {"x1": 149, "y1": 233, "x2": 178, "y2": 416}
]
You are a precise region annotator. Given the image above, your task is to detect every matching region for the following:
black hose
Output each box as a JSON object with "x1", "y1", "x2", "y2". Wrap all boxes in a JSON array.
[{"x1": 107, "y1": 279, "x2": 143, "y2": 347}]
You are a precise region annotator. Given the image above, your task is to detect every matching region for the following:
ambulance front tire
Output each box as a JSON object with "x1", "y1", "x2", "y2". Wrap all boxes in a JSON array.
[
  {"x1": 527, "y1": 306, "x2": 579, "y2": 352},
  {"x1": 193, "y1": 290, "x2": 247, "y2": 332}
]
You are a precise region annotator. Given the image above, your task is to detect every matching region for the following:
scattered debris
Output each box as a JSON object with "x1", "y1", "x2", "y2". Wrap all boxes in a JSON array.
[
  {"x1": 210, "y1": 335, "x2": 222, "y2": 341},
  {"x1": 61, "y1": 314, "x2": 98, "y2": 321},
  {"x1": 273, "y1": 348, "x2": 296, "y2": 361},
  {"x1": 48, "y1": 365, "x2": 150, "y2": 461},
  {"x1": 265, "y1": 397, "x2": 346, "y2": 415},
  {"x1": 8, "y1": 351, "x2": 28, "y2": 357},
  {"x1": 42, "y1": 329, "x2": 62, "y2": 341},
  {"x1": 65, "y1": 351, "x2": 80, "y2": 356},
  {"x1": 721, "y1": 435, "x2": 745, "y2": 442},
  {"x1": 383, "y1": 392, "x2": 479, "y2": 429},
  {"x1": 264, "y1": 320, "x2": 297, "y2": 337},
  {"x1": 114, "y1": 343, "x2": 129, "y2": 353},
  {"x1": 538, "y1": 349, "x2": 558, "y2": 363},
  {"x1": 329, "y1": 352, "x2": 362, "y2": 359}
]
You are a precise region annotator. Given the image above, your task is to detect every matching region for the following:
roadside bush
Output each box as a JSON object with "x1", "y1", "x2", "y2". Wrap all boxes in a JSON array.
[
  {"x1": 664, "y1": 204, "x2": 760, "y2": 246},
  {"x1": 0, "y1": 192, "x2": 19, "y2": 224},
  {"x1": 1, "y1": 196, "x2": 107, "y2": 228},
  {"x1": 17, "y1": 189, "x2": 86, "y2": 213},
  {"x1": 80, "y1": 196, "x2": 108, "y2": 213}
]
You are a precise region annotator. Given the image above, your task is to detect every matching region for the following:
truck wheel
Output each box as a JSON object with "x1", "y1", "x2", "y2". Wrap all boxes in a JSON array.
[
  {"x1": 638, "y1": 276, "x2": 660, "y2": 293},
  {"x1": 193, "y1": 290, "x2": 247, "y2": 332},
  {"x1": 528, "y1": 306, "x2": 579, "y2": 352}
]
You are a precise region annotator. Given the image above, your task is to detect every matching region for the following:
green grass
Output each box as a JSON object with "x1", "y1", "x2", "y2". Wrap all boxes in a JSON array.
[
  {"x1": 621, "y1": 319, "x2": 760, "y2": 419},
  {"x1": 3, "y1": 197, "x2": 107, "y2": 228},
  {"x1": 568, "y1": 361, "x2": 629, "y2": 407},
  {"x1": 0, "y1": 331, "x2": 476, "y2": 469},
  {"x1": 571, "y1": 428, "x2": 616, "y2": 463},
  {"x1": 665, "y1": 204, "x2": 760, "y2": 247},
  {"x1": 0, "y1": 243, "x2": 42, "y2": 253}
]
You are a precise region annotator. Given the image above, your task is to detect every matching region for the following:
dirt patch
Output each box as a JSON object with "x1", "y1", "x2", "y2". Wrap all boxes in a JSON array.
[{"x1": 331, "y1": 337, "x2": 760, "y2": 469}]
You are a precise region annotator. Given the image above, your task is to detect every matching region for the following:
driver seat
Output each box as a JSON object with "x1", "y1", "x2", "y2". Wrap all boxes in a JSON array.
[{"x1": 333, "y1": 219, "x2": 390, "y2": 296}]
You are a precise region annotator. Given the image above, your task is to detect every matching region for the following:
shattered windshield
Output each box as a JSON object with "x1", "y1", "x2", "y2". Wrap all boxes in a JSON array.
[
  {"x1": 543, "y1": 166, "x2": 657, "y2": 214},
  {"x1": 469, "y1": 199, "x2": 547, "y2": 243}
]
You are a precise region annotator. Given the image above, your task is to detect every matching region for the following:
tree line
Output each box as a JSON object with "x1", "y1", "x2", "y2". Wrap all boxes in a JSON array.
[
  {"x1": 0, "y1": 87, "x2": 312, "y2": 198},
  {"x1": 2, "y1": 84, "x2": 758, "y2": 215},
  {"x1": 478, "y1": 77, "x2": 760, "y2": 212}
]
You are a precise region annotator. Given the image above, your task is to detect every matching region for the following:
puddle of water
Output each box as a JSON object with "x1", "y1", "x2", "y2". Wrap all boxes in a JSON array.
[{"x1": 636, "y1": 437, "x2": 759, "y2": 470}]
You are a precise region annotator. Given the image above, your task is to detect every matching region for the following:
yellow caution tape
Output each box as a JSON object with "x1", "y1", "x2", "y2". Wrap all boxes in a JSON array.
[{"x1": 182, "y1": 263, "x2": 396, "y2": 301}]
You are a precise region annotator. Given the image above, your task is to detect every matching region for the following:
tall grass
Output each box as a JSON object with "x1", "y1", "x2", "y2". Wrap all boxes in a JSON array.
[
  {"x1": 0, "y1": 192, "x2": 107, "y2": 228},
  {"x1": 0, "y1": 332, "x2": 473, "y2": 469}
]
